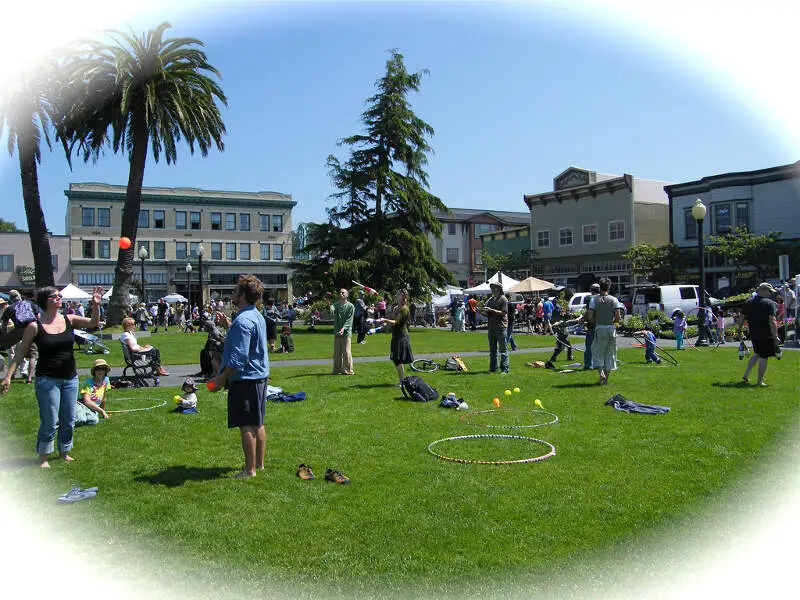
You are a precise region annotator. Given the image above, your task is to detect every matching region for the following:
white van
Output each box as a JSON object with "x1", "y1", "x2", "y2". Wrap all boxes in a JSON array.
[
  {"x1": 567, "y1": 292, "x2": 593, "y2": 315},
  {"x1": 632, "y1": 285, "x2": 718, "y2": 317}
]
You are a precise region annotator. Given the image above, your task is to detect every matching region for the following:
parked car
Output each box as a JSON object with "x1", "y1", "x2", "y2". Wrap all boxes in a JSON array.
[
  {"x1": 632, "y1": 285, "x2": 719, "y2": 317},
  {"x1": 567, "y1": 292, "x2": 593, "y2": 315}
]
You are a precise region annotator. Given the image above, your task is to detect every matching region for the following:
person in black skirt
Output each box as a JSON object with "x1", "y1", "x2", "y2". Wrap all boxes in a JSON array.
[{"x1": 376, "y1": 289, "x2": 413, "y2": 387}]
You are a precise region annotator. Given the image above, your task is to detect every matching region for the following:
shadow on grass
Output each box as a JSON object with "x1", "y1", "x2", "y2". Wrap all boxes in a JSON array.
[
  {"x1": 134, "y1": 465, "x2": 234, "y2": 487},
  {"x1": 552, "y1": 382, "x2": 600, "y2": 388},
  {"x1": 0, "y1": 457, "x2": 40, "y2": 469},
  {"x1": 711, "y1": 381, "x2": 752, "y2": 389}
]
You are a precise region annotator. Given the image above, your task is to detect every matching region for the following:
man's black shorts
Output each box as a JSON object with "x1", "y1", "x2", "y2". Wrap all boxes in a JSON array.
[
  {"x1": 227, "y1": 378, "x2": 268, "y2": 428},
  {"x1": 751, "y1": 336, "x2": 778, "y2": 359}
]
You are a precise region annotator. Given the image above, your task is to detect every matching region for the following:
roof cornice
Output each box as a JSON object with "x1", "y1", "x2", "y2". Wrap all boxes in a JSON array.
[
  {"x1": 663, "y1": 161, "x2": 800, "y2": 197},
  {"x1": 524, "y1": 174, "x2": 633, "y2": 208}
]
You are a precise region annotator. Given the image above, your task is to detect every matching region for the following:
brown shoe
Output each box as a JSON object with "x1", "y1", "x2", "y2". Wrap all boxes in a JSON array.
[
  {"x1": 296, "y1": 464, "x2": 315, "y2": 481},
  {"x1": 324, "y1": 468, "x2": 350, "y2": 484}
]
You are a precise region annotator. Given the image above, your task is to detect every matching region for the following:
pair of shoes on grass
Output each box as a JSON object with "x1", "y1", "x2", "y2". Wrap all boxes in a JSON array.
[
  {"x1": 296, "y1": 464, "x2": 350, "y2": 484},
  {"x1": 58, "y1": 486, "x2": 98, "y2": 503}
]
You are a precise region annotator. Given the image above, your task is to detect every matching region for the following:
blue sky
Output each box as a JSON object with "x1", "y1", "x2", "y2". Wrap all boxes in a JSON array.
[{"x1": 1, "y1": 0, "x2": 799, "y2": 236}]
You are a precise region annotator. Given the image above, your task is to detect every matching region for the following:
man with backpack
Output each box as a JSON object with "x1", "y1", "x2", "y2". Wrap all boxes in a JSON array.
[{"x1": 0, "y1": 290, "x2": 40, "y2": 377}]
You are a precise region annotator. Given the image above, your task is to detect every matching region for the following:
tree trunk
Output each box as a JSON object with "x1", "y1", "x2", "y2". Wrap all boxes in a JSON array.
[
  {"x1": 17, "y1": 133, "x2": 55, "y2": 288},
  {"x1": 107, "y1": 108, "x2": 149, "y2": 326}
]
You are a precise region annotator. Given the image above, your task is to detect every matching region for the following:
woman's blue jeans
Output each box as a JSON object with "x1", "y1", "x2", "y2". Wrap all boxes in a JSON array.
[{"x1": 35, "y1": 375, "x2": 79, "y2": 455}]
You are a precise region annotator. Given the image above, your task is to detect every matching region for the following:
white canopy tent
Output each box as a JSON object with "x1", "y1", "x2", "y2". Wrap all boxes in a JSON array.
[
  {"x1": 431, "y1": 285, "x2": 463, "y2": 308},
  {"x1": 59, "y1": 283, "x2": 92, "y2": 302},
  {"x1": 102, "y1": 287, "x2": 138, "y2": 303},
  {"x1": 463, "y1": 272, "x2": 520, "y2": 295},
  {"x1": 163, "y1": 293, "x2": 188, "y2": 304}
]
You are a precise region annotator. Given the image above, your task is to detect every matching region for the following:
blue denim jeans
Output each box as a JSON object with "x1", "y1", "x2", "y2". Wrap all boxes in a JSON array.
[
  {"x1": 488, "y1": 328, "x2": 509, "y2": 373},
  {"x1": 35, "y1": 375, "x2": 79, "y2": 455},
  {"x1": 506, "y1": 322, "x2": 517, "y2": 351},
  {"x1": 584, "y1": 330, "x2": 594, "y2": 370}
]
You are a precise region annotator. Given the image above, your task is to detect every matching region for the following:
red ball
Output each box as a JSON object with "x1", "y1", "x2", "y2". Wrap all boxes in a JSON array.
[
  {"x1": 118, "y1": 237, "x2": 132, "y2": 250},
  {"x1": 206, "y1": 380, "x2": 219, "y2": 392}
]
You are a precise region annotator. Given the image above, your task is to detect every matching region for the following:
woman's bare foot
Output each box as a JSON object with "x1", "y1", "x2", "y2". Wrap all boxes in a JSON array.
[
  {"x1": 60, "y1": 453, "x2": 75, "y2": 462},
  {"x1": 39, "y1": 455, "x2": 50, "y2": 468}
]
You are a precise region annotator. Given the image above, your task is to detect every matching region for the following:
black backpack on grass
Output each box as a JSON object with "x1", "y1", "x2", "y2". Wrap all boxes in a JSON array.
[{"x1": 401, "y1": 375, "x2": 439, "y2": 403}]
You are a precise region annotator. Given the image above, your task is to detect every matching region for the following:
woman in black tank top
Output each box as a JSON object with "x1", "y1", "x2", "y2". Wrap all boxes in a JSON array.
[{"x1": 1, "y1": 286, "x2": 104, "y2": 468}]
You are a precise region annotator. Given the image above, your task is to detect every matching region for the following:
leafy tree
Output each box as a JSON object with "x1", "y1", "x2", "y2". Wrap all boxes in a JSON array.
[
  {"x1": 622, "y1": 242, "x2": 662, "y2": 283},
  {"x1": 0, "y1": 219, "x2": 25, "y2": 232},
  {"x1": 0, "y1": 62, "x2": 59, "y2": 286},
  {"x1": 58, "y1": 23, "x2": 227, "y2": 324},
  {"x1": 623, "y1": 242, "x2": 694, "y2": 284},
  {"x1": 480, "y1": 250, "x2": 512, "y2": 276},
  {"x1": 293, "y1": 50, "x2": 452, "y2": 300},
  {"x1": 706, "y1": 226, "x2": 781, "y2": 282}
]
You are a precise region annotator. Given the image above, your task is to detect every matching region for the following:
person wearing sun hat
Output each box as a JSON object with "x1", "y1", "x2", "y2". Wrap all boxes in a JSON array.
[
  {"x1": 737, "y1": 282, "x2": 779, "y2": 387},
  {"x1": 76, "y1": 358, "x2": 112, "y2": 426}
]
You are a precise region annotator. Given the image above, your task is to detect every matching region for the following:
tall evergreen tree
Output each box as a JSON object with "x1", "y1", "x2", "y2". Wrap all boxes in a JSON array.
[{"x1": 295, "y1": 50, "x2": 452, "y2": 298}]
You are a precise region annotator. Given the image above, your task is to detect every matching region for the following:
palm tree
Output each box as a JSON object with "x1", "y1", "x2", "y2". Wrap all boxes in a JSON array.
[
  {"x1": 61, "y1": 22, "x2": 227, "y2": 324},
  {"x1": 0, "y1": 64, "x2": 58, "y2": 287}
]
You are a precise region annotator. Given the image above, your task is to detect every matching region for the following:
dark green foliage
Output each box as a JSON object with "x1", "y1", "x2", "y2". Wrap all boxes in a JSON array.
[
  {"x1": 706, "y1": 226, "x2": 782, "y2": 282},
  {"x1": 0, "y1": 218, "x2": 24, "y2": 232},
  {"x1": 294, "y1": 50, "x2": 453, "y2": 300}
]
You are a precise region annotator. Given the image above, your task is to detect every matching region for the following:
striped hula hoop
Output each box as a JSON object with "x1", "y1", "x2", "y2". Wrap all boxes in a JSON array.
[
  {"x1": 459, "y1": 409, "x2": 559, "y2": 429},
  {"x1": 427, "y1": 434, "x2": 556, "y2": 465}
]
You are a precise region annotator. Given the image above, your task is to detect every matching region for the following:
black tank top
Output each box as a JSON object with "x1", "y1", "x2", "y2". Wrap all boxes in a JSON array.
[{"x1": 35, "y1": 316, "x2": 77, "y2": 379}]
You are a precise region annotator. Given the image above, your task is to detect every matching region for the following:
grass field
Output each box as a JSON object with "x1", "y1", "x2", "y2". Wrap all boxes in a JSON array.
[{"x1": 1, "y1": 328, "x2": 798, "y2": 599}]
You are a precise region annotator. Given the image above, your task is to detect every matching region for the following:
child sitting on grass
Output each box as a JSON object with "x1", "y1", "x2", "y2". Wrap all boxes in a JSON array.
[
  {"x1": 75, "y1": 358, "x2": 111, "y2": 426},
  {"x1": 634, "y1": 325, "x2": 662, "y2": 364},
  {"x1": 277, "y1": 325, "x2": 295, "y2": 353},
  {"x1": 173, "y1": 378, "x2": 198, "y2": 410}
]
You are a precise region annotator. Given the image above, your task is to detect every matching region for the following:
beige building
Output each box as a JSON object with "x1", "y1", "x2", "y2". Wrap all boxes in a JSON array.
[
  {"x1": 66, "y1": 183, "x2": 296, "y2": 303},
  {"x1": 523, "y1": 167, "x2": 672, "y2": 291},
  {"x1": 0, "y1": 232, "x2": 71, "y2": 293}
]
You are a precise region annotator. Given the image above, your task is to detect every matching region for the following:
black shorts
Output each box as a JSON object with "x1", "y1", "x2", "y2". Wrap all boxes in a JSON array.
[
  {"x1": 751, "y1": 336, "x2": 778, "y2": 358},
  {"x1": 227, "y1": 379, "x2": 268, "y2": 428}
]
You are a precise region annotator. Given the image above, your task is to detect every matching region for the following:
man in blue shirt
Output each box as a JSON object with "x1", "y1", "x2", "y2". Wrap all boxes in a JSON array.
[
  {"x1": 542, "y1": 297, "x2": 555, "y2": 335},
  {"x1": 208, "y1": 275, "x2": 269, "y2": 479}
]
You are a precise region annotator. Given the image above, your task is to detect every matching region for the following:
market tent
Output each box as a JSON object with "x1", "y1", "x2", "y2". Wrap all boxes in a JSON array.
[
  {"x1": 163, "y1": 293, "x2": 188, "y2": 303},
  {"x1": 431, "y1": 285, "x2": 463, "y2": 307},
  {"x1": 59, "y1": 283, "x2": 92, "y2": 301},
  {"x1": 508, "y1": 276, "x2": 556, "y2": 294},
  {"x1": 102, "y1": 287, "x2": 137, "y2": 303},
  {"x1": 463, "y1": 272, "x2": 520, "y2": 295}
]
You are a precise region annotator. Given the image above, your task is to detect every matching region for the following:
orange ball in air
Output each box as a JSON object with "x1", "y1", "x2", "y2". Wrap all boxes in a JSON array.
[
  {"x1": 206, "y1": 380, "x2": 219, "y2": 392},
  {"x1": 118, "y1": 237, "x2": 132, "y2": 250}
]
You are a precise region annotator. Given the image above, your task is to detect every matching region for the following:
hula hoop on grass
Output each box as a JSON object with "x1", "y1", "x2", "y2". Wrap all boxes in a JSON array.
[
  {"x1": 427, "y1": 434, "x2": 556, "y2": 465},
  {"x1": 106, "y1": 398, "x2": 167, "y2": 413},
  {"x1": 410, "y1": 359, "x2": 440, "y2": 373},
  {"x1": 459, "y1": 409, "x2": 559, "y2": 429},
  {"x1": 631, "y1": 334, "x2": 679, "y2": 366},
  {"x1": 551, "y1": 334, "x2": 584, "y2": 354}
]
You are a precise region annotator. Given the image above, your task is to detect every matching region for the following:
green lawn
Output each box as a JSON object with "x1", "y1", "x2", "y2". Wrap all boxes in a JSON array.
[{"x1": 1, "y1": 330, "x2": 798, "y2": 599}]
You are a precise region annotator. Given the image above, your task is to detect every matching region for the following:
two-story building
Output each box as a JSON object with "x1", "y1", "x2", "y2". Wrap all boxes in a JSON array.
[
  {"x1": 428, "y1": 208, "x2": 530, "y2": 287},
  {"x1": 66, "y1": 183, "x2": 296, "y2": 303},
  {"x1": 0, "y1": 233, "x2": 71, "y2": 293},
  {"x1": 664, "y1": 160, "x2": 800, "y2": 295},
  {"x1": 523, "y1": 167, "x2": 672, "y2": 291}
]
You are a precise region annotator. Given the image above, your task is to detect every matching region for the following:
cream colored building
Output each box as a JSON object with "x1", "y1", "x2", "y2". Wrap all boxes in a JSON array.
[
  {"x1": 523, "y1": 167, "x2": 672, "y2": 291},
  {"x1": 66, "y1": 183, "x2": 296, "y2": 303},
  {"x1": 0, "y1": 232, "x2": 71, "y2": 292}
]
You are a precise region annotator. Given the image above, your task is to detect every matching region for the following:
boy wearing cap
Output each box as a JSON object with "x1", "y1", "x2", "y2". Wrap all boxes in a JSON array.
[
  {"x1": 76, "y1": 359, "x2": 111, "y2": 424},
  {"x1": 737, "y1": 282, "x2": 779, "y2": 387}
]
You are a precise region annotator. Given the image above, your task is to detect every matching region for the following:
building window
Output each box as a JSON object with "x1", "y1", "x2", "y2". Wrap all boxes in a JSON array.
[
  {"x1": 81, "y1": 207, "x2": 94, "y2": 227},
  {"x1": 240, "y1": 243, "x2": 250, "y2": 260},
  {"x1": 713, "y1": 204, "x2": 731, "y2": 235},
  {"x1": 240, "y1": 214, "x2": 250, "y2": 232},
  {"x1": 582, "y1": 224, "x2": 598, "y2": 244},
  {"x1": 211, "y1": 242, "x2": 222, "y2": 260},
  {"x1": 211, "y1": 212, "x2": 222, "y2": 231},
  {"x1": 446, "y1": 248, "x2": 459, "y2": 263},
  {"x1": 153, "y1": 241, "x2": 165, "y2": 260},
  {"x1": 98, "y1": 239, "x2": 111, "y2": 259},
  {"x1": 474, "y1": 249, "x2": 482, "y2": 265},
  {"x1": 190, "y1": 211, "x2": 201, "y2": 230},
  {"x1": 226, "y1": 243, "x2": 236, "y2": 260},
  {"x1": 225, "y1": 213, "x2": 236, "y2": 231},
  {"x1": 684, "y1": 209, "x2": 697, "y2": 240},
  {"x1": 260, "y1": 215, "x2": 269, "y2": 232},
  {"x1": 51, "y1": 255, "x2": 58, "y2": 271},
  {"x1": 137, "y1": 210, "x2": 149, "y2": 229},
  {"x1": 176, "y1": 211, "x2": 187, "y2": 229},
  {"x1": 78, "y1": 273, "x2": 114, "y2": 286},
  {"x1": 272, "y1": 215, "x2": 283, "y2": 232},
  {"x1": 559, "y1": 228, "x2": 573, "y2": 246},
  {"x1": 447, "y1": 223, "x2": 456, "y2": 235},
  {"x1": 273, "y1": 244, "x2": 283, "y2": 261},
  {"x1": 82, "y1": 240, "x2": 95, "y2": 258},
  {"x1": 537, "y1": 230, "x2": 550, "y2": 248},
  {"x1": 260, "y1": 244, "x2": 270, "y2": 260},
  {"x1": 609, "y1": 220, "x2": 625, "y2": 241},
  {"x1": 735, "y1": 202, "x2": 750, "y2": 231},
  {"x1": 189, "y1": 242, "x2": 200, "y2": 257},
  {"x1": 153, "y1": 210, "x2": 165, "y2": 229},
  {"x1": 98, "y1": 208, "x2": 111, "y2": 227},
  {"x1": 176, "y1": 242, "x2": 187, "y2": 259},
  {"x1": 474, "y1": 223, "x2": 497, "y2": 238},
  {"x1": 0, "y1": 255, "x2": 13, "y2": 271}
]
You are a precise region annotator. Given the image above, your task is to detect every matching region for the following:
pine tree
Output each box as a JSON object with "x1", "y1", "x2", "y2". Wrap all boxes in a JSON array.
[{"x1": 295, "y1": 50, "x2": 453, "y2": 299}]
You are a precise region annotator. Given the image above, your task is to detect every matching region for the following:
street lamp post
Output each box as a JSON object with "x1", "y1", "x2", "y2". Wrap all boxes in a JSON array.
[
  {"x1": 138, "y1": 246, "x2": 148, "y2": 303},
  {"x1": 197, "y1": 244, "x2": 205, "y2": 307},
  {"x1": 692, "y1": 199, "x2": 709, "y2": 346},
  {"x1": 186, "y1": 263, "x2": 193, "y2": 306}
]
